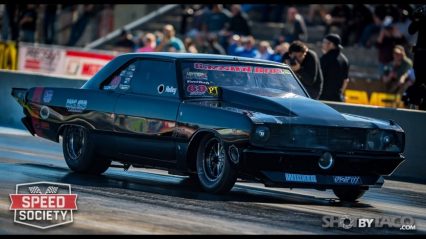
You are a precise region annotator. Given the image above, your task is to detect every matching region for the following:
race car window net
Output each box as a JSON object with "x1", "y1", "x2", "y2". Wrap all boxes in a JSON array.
[{"x1": 181, "y1": 62, "x2": 307, "y2": 98}]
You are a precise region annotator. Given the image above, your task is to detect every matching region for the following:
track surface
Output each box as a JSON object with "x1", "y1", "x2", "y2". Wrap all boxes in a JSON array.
[{"x1": 0, "y1": 127, "x2": 425, "y2": 234}]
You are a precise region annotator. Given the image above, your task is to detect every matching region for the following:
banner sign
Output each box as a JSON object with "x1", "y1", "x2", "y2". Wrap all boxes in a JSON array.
[
  {"x1": 17, "y1": 43, "x2": 116, "y2": 77},
  {"x1": 64, "y1": 50, "x2": 115, "y2": 77},
  {"x1": 18, "y1": 43, "x2": 66, "y2": 74}
]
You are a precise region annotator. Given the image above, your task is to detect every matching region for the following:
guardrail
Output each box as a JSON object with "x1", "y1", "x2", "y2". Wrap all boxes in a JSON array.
[{"x1": 0, "y1": 70, "x2": 424, "y2": 183}]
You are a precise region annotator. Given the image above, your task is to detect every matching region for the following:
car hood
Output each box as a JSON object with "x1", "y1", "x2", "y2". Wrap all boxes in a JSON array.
[{"x1": 192, "y1": 87, "x2": 402, "y2": 131}]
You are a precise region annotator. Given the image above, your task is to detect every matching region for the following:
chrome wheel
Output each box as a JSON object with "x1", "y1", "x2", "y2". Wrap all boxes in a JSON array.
[
  {"x1": 202, "y1": 138, "x2": 225, "y2": 182},
  {"x1": 66, "y1": 126, "x2": 86, "y2": 160}
]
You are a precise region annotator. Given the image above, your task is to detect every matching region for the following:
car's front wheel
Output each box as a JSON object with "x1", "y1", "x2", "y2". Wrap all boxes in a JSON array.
[
  {"x1": 196, "y1": 135, "x2": 237, "y2": 194},
  {"x1": 333, "y1": 187, "x2": 367, "y2": 202},
  {"x1": 63, "y1": 125, "x2": 110, "y2": 175}
]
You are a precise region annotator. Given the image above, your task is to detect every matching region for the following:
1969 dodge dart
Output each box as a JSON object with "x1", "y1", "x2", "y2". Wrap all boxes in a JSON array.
[{"x1": 12, "y1": 53, "x2": 405, "y2": 202}]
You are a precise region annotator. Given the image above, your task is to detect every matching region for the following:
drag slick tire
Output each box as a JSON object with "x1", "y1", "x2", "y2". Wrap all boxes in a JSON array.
[
  {"x1": 333, "y1": 187, "x2": 367, "y2": 202},
  {"x1": 62, "y1": 125, "x2": 110, "y2": 175},
  {"x1": 196, "y1": 135, "x2": 237, "y2": 194}
]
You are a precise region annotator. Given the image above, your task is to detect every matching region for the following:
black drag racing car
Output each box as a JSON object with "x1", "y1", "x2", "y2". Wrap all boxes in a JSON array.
[{"x1": 12, "y1": 53, "x2": 405, "y2": 202}]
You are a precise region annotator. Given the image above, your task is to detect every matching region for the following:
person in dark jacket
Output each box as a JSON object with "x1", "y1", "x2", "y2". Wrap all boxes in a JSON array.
[
  {"x1": 319, "y1": 34, "x2": 350, "y2": 102},
  {"x1": 286, "y1": 41, "x2": 323, "y2": 99},
  {"x1": 227, "y1": 4, "x2": 251, "y2": 36}
]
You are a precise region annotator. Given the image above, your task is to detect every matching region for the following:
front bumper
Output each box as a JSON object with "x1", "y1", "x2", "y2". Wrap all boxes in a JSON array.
[{"x1": 241, "y1": 148, "x2": 404, "y2": 188}]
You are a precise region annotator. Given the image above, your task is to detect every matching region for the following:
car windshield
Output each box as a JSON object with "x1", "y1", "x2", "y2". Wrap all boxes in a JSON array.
[{"x1": 181, "y1": 61, "x2": 307, "y2": 98}]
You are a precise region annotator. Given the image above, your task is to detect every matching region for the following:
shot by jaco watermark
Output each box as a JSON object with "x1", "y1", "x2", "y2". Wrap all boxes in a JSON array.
[{"x1": 322, "y1": 215, "x2": 416, "y2": 231}]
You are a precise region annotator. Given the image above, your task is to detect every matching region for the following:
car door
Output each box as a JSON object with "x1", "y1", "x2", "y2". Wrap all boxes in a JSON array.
[{"x1": 113, "y1": 59, "x2": 180, "y2": 167}]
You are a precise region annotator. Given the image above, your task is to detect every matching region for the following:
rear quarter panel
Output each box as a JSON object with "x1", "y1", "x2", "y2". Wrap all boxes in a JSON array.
[{"x1": 24, "y1": 87, "x2": 117, "y2": 142}]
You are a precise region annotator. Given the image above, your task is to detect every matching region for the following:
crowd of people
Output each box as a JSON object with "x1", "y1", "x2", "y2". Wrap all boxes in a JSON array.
[
  {"x1": 0, "y1": 4, "x2": 419, "y2": 103},
  {"x1": 111, "y1": 4, "x2": 417, "y2": 102}
]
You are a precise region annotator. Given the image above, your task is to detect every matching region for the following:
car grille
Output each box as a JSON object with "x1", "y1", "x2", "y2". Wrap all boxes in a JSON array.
[{"x1": 267, "y1": 125, "x2": 368, "y2": 152}]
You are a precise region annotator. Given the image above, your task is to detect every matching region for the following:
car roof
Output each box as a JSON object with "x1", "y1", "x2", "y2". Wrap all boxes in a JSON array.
[
  {"x1": 83, "y1": 52, "x2": 290, "y2": 90},
  {"x1": 116, "y1": 52, "x2": 288, "y2": 66}
]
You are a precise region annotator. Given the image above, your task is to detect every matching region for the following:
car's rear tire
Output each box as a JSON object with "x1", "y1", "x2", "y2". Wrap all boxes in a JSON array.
[
  {"x1": 333, "y1": 187, "x2": 367, "y2": 202},
  {"x1": 196, "y1": 135, "x2": 237, "y2": 194},
  {"x1": 62, "y1": 125, "x2": 110, "y2": 175}
]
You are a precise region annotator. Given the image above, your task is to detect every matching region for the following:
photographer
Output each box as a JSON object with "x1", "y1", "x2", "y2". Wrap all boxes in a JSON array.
[
  {"x1": 284, "y1": 41, "x2": 323, "y2": 99},
  {"x1": 403, "y1": 5, "x2": 426, "y2": 110},
  {"x1": 381, "y1": 45, "x2": 413, "y2": 95}
]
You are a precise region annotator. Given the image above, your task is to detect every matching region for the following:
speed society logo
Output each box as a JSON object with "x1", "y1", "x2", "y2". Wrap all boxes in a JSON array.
[{"x1": 9, "y1": 181, "x2": 78, "y2": 229}]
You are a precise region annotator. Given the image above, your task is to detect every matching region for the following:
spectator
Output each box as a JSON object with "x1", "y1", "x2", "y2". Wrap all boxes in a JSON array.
[
  {"x1": 227, "y1": 4, "x2": 251, "y2": 36},
  {"x1": 155, "y1": 24, "x2": 186, "y2": 52},
  {"x1": 257, "y1": 41, "x2": 274, "y2": 60},
  {"x1": 323, "y1": 4, "x2": 351, "y2": 37},
  {"x1": 319, "y1": 34, "x2": 350, "y2": 102},
  {"x1": 201, "y1": 4, "x2": 231, "y2": 34},
  {"x1": 258, "y1": 4, "x2": 285, "y2": 23},
  {"x1": 395, "y1": 5, "x2": 416, "y2": 49},
  {"x1": 227, "y1": 34, "x2": 241, "y2": 55},
  {"x1": 114, "y1": 29, "x2": 136, "y2": 53},
  {"x1": 286, "y1": 40, "x2": 323, "y2": 99},
  {"x1": 234, "y1": 35, "x2": 259, "y2": 58},
  {"x1": 381, "y1": 45, "x2": 413, "y2": 94},
  {"x1": 307, "y1": 4, "x2": 331, "y2": 26},
  {"x1": 186, "y1": 5, "x2": 210, "y2": 39},
  {"x1": 282, "y1": 7, "x2": 308, "y2": 43},
  {"x1": 137, "y1": 33, "x2": 156, "y2": 52},
  {"x1": 19, "y1": 4, "x2": 38, "y2": 42},
  {"x1": 203, "y1": 33, "x2": 226, "y2": 55},
  {"x1": 341, "y1": 4, "x2": 373, "y2": 46},
  {"x1": 2, "y1": 4, "x2": 19, "y2": 41},
  {"x1": 43, "y1": 4, "x2": 57, "y2": 44},
  {"x1": 269, "y1": 42, "x2": 289, "y2": 63},
  {"x1": 375, "y1": 17, "x2": 407, "y2": 75},
  {"x1": 184, "y1": 37, "x2": 198, "y2": 53},
  {"x1": 358, "y1": 5, "x2": 400, "y2": 48}
]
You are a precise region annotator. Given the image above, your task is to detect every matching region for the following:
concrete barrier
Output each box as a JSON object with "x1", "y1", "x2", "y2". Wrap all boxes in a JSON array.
[{"x1": 0, "y1": 70, "x2": 424, "y2": 183}]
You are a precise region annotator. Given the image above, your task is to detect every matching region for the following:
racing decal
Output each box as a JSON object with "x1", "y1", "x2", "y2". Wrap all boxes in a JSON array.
[
  {"x1": 124, "y1": 70, "x2": 133, "y2": 78},
  {"x1": 187, "y1": 84, "x2": 208, "y2": 96},
  {"x1": 123, "y1": 77, "x2": 132, "y2": 84},
  {"x1": 284, "y1": 173, "x2": 317, "y2": 183},
  {"x1": 66, "y1": 99, "x2": 87, "y2": 113},
  {"x1": 119, "y1": 84, "x2": 130, "y2": 91},
  {"x1": 32, "y1": 87, "x2": 44, "y2": 103},
  {"x1": 186, "y1": 71, "x2": 208, "y2": 80},
  {"x1": 165, "y1": 86, "x2": 177, "y2": 95},
  {"x1": 207, "y1": 86, "x2": 219, "y2": 96},
  {"x1": 283, "y1": 69, "x2": 292, "y2": 74},
  {"x1": 157, "y1": 84, "x2": 165, "y2": 94},
  {"x1": 39, "y1": 106, "x2": 50, "y2": 120},
  {"x1": 43, "y1": 90, "x2": 54, "y2": 103},
  {"x1": 254, "y1": 67, "x2": 286, "y2": 74},
  {"x1": 186, "y1": 79, "x2": 210, "y2": 85},
  {"x1": 333, "y1": 176, "x2": 362, "y2": 185},
  {"x1": 128, "y1": 64, "x2": 136, "y2": 71},
  {"x1": 194, "y1": 63, "x2": 252, "y2": 73}
]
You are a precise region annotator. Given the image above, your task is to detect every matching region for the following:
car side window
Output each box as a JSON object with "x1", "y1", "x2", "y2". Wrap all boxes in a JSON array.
[
  {"x1": 131, "y1": 60, "x2": 178, "y2": 97},
  {"x1": 101, "y1": 62, "x2": 137, "y2": 92}
]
